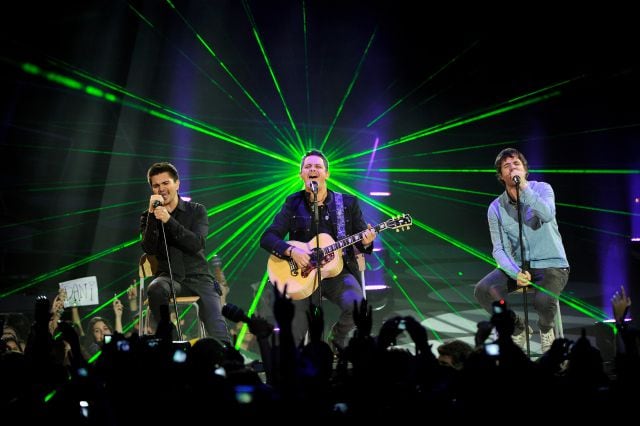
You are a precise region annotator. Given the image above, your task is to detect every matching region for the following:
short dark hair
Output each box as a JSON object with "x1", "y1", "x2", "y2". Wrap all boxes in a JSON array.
[
  {"x1": 147, "y1": 162, "x2": 179, "y2": 185},
  {"x1": 300, "y1": 149, "x2": 329, "y2": 171},
  {"x1": 437, "y1": 339, "x2": 473, "y2": 369},
  {"x1": 494, "y1": 148, "x2": 528, "y2": 184}
]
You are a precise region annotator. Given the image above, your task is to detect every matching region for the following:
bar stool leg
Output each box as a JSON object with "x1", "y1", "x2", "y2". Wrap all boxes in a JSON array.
[{"x1": 554, "y1": 299, "x2": 564, "y2": 338}]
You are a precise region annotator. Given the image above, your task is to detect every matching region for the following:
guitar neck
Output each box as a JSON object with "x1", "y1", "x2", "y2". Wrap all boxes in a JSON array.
[
  {"x1": 211, "y1": 256, "x2": 228, "y2": 287},
  {"x1": 214, "y1": 267, "x2": 228, "y2": 287},
  {"x1": 323, "y1": 222, "x2": 386, "y2": 256}
]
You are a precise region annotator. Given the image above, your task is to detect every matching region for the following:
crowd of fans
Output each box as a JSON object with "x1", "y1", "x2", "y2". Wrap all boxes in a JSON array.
[{"x1": 1, "y1": 285, "x2": 637, "y2": 424}]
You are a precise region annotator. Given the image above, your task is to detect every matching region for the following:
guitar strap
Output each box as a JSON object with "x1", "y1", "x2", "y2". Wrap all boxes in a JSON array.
[
  {"x1": 333, "y1": 192, "x2": 360, "y2": 284},
  {"x1": 333, "y1": 192, "x2": 346, "y2": 239}
]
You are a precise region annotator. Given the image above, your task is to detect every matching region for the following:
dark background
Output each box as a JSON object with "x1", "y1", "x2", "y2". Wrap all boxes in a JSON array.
[{"x1": 1, "y1": 1, "x2": 638, "y2": 346}]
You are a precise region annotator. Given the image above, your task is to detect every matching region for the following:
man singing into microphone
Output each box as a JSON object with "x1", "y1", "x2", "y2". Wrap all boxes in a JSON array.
[
  {"x1": 140, "y1": 162, "x2": 230, "y2": 345},
  {"x1": 474, "y1": 148, "x2": 569, "y2": 354},
  {"x1": 260, "y1": 149, "x2": 377, "y2": 353}
]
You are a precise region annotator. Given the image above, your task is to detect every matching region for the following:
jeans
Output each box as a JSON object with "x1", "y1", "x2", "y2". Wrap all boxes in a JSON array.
[
  {"x1": 147, "y1": 275, "x2": 230, "y2": 344},
  {"x1": 290, "y1": 270, "x2": 364, "y2": 349},
  {"x1": 474, "y1": 267, "x2": 569, "y2": 333}
]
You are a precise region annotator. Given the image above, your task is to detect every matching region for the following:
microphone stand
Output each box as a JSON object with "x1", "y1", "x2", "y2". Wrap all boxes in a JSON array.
[
  {"x1": 158, "y1": 219, "x2": 183, "y2": 341},
  {"x1": 138, "y1": 276, "x2": 144, "y2": 335},
  {"x1": 310, "y1": 185, "x2": 323, "y2": 339},
  {"x1": 515, "y1": 179, "x2": 531, "y2": 357}
]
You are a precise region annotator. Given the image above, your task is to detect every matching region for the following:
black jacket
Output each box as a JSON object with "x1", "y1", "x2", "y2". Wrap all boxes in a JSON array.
[
  {"x1": 140, "y1": 198, "x2": 212, "y2": 283},
  {"x1": 260, "y1": 190, "x2": 373, "y2": 280}
]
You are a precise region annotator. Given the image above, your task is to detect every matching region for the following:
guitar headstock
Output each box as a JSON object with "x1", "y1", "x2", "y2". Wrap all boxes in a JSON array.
[
  {"x1": 211, "y1": 254, "x2": 229, "y2": 304},
  {"x1": 211, "y1": 254, "x2": 225, "y2": 279},
  {"x1": 386, "y1": 213, "x2": 412, "y2": 232}
]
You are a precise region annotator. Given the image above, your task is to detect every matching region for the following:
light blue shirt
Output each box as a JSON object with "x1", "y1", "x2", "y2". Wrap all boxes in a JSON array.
[{"x1": 488, "y1": 180, "x2": 569, "y2": 278}]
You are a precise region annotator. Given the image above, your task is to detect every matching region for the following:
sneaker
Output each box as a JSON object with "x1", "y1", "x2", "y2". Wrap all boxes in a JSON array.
[
  {"x1": 540, "y1": 328, "x2": 555, "y2": 354},
  {"x1": 512, "y1": 325, "x2": 534, "y2": 351}
]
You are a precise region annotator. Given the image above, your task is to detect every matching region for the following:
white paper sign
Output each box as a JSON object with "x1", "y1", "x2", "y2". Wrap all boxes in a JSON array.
[{"x1": 59, "y1": 276, "x2": 99, "y2": 307}]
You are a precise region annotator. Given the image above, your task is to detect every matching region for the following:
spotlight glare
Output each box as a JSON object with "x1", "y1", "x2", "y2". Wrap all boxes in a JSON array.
[{"x1": 365, "y1": 284, "x2": 389, "y2": 291}]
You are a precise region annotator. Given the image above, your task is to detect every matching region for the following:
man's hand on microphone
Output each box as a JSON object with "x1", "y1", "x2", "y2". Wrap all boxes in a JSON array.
[
  {"x1": 149, "y1": 195, "x2": 170, "y2": 223},
  {"x1": 149, "y1": 195, "x2": 164, "y2": 212}
]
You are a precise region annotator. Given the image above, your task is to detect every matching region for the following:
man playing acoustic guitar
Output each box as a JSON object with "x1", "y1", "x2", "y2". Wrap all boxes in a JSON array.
[{"x1": 260, "y1": 149, "x2": 377, "y2": 353}]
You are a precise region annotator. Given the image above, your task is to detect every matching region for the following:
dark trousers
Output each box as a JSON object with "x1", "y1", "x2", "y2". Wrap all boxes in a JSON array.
[
  {"x1": 290, "y1": 270, "x2": 364, "y2": 349},
  {"x1": 147, "y1": 275, "x2": 230, "y2": 344},
  {"x1": 474, "y1": 267, "x2": 569, "y2": 333}
]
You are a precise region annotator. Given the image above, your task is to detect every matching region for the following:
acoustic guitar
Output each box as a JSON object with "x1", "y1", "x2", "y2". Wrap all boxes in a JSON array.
[{"x1": 267, "y1": 213, "x2": 412, "y2": 300}]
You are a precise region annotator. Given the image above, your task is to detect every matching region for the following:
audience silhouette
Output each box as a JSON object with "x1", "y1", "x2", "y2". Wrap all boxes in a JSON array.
[{"x1": 1, "y1": 286, "x2": 637, "y2": 423}]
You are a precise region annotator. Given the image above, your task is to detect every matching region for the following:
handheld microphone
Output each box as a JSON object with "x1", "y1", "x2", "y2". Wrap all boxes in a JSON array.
[
  {"x1": 512, "y1": 175, "x2": 521, "y2": 185},
  {"x1": 152, "y1": 199, "x2": 162, "y2": 208},
  {"x1": 309, "y1": 181, "x2": 318, "y2": 193},
  {"x1": 222, "y1": 303, "x2": 251, "y2": 323},
  {"x1": 222, "y1": 303, "x2": 274, "y2": 338}
]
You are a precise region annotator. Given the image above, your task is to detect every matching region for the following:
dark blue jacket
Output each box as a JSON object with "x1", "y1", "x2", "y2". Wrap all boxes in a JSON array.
[{"x1": 260, "y1": 190, "x2": 372, "y2": 280}]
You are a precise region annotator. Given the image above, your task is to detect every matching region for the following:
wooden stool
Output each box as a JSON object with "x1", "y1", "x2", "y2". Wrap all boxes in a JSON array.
[
  {"x1": 142, "y1": 296, "x2": 206, "y2": 340},
  {"x1": 138, "y1": 253, "x2": 206, "y2": 340}
]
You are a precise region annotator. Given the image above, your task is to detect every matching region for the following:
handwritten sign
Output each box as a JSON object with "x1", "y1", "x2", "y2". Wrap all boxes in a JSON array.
[{"x1": 59, "y1": 276, "x2": 99, "y2": 307}]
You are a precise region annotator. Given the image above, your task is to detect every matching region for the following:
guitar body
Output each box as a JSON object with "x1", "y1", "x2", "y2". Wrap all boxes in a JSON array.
[
  {"x1": 266, "y1": 213, "x2": 412, "y2": 300},
  {"x1": 267, "y1": 233, "x2": 343, "y2": 300}
]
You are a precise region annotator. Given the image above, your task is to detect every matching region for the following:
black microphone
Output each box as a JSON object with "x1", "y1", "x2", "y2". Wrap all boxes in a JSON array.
[
  {"x1": 152, "y1": 199, "x2": 162, "y2": 208},
  {"x1": 512, "y1": 175, "x2": 521, "y2": 185},
  {"x1": 309, "y1": 181, "x2": 318, "y2": 193},
  {"x1": 222, "y1": 303, "x2": 251, "y2": 323},
  {"x1": 222, "y1": 303, "x2": 274, "y2": 338}
]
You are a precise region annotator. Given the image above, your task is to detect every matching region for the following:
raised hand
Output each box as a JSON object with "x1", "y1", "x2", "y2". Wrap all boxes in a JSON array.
[
  {"x1": 611, "y1": 285, "x2": 631, "y2": 325},
  {"x1": 404, "y1": 316, "x2": 430, "y2": 355},
  {"x1": 353, "y1": 299, "x2": 372, "y2": 338},
  {"x1": 273, "y1": 284, "x2": 294, "y2": 329},
  {"x1": 247, "y1": 315, "x2": 274, "y2": 340},
  {"x1": 113, "y1": 298, "x2": 124, "y2": 318},
  {"x1": 113, "y1": 297, "x2": 124, "y2": 334},
  {"x1": 34, "y1": 295, "x2": 52, "y2": 329},
  {"x1": 377, "y1": 316, "x2": 404, "y2": 349},
  {"x1": 127, "y1": 282, "x2": 138, "y2": 311},
  {"x1": 51, "y1": 288, "x2": 66, "y2": 316},
  {"x1": 57, "y1": 320, "x2": 81, "y2": 349},
  {"x1": 306, "y1": 304, "x2": 324, "y2": 342},
  {"x1": 127, "y1": 283, "x2": 137, "y2": 300},
  {"x1": 56, "y1": 320, "x2": 88, "y2": 369},
  {"x1": 49, "y1": 289, "x2": 66, "y2": 334}
]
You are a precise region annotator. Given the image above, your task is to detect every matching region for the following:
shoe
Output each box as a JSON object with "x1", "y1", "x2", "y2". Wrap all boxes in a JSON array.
[
  {"x1": 540, "y1": 328, "x2": 555, "y2": 354},
  {"x1": 512, "y1": 325, "x2": 533, "y2": 351},
  {"x1": 330, "y1": 338, "x2": 345, "y2": 354}
]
